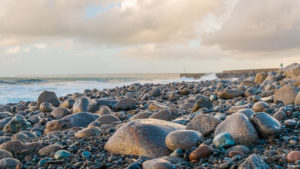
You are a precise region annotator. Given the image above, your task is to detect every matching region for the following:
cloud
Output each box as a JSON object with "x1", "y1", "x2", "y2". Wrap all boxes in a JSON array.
[
  {"x1": 4, "y1": 46, "x2": 20, "y2": 54},
  {"x1": 119, "y1": 43, "x2": 230, "y2": 60},
  {"x1": 34, "y1": 43, "x2": 47, "y2": 49},
  {"x1": 0, "y1": 0, "x2": 231, "y2": 46},
  {"x1": 203, "y1": 0, "x2": 300, "y2": 53}
]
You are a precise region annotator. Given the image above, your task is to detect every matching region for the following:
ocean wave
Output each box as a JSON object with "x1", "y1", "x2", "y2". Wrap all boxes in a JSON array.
[{"x1": 0, "y1": 79, "x2": 46, "y2": 84}]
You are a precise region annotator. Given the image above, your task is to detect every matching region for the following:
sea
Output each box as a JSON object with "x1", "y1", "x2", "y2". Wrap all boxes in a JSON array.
[{"x1": 0, "y1": 73, "x2": 218, "y2": 105}]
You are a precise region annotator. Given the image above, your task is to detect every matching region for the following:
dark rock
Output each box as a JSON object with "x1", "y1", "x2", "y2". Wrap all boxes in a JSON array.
[
  {"x1": 95, "y1": 106, "x2": 112, "y2": 116},
  {"x1": 0, "y1": 136, "x2": 11, "y2": 145},
  {"x1": 150, "y1": 109, "x2": 172, "y2": 121},
  {"x1": 251, "y1": 112, "x2": 281, "y2": 137},
  {"x1": 39, "y1": 102, "x2": 55, "y2": 112},
  {"x1": 273, "y1": 111, "x2": 286, "y2": 121},
  {"x1": 165, "y1": 130, "x2": 203, "y2": 151},
  {"x1": 186, "y1": 114, "x2": 221, "y2": 136},
  {"x1": 98, "y1": 114, "x2": 120, "y2": 125},
  {"x1": 0, "y1": 158, "x2": 21, "y2": 169},
  {"x1": 51, "y1": 107, "x2": 71, "y2": 119},
  {"x1": 236, "y1": 109, "x2": 255, "y2": 119},
  {"x1": 130, "y1": 111, "x2": 153, "y2": 120},
  {"x1": 238, "y1": 154, "x2": 269, "y2": 169},
  {"x1": 73, "y1": 97, "x2": 91, "y2": 113},
  {"x1": 115, "y1": 98, "x2": 138, "y2": 111},
  {"x1": 0, "y1": 112, "x2": 13, "y2": 119},
  {"x1": 191, "y1": 95, "x2": 213, "y2": 112},
  {"x1": 60, "y1": 99, "x2": 75, "y2": 109},
  {"x1": 3, "y1": 115, "x2": 31, "y2": 133},
  {"x1": 37, "y1": 91, "x2": 60, "y2": 107},
  {"x1": 0, "y1": 149, "x2": 12, "y2": 159},
  {"x1": 148, "y1": 87, "x2": 161, "y2": 97},
  {"x1": 218, "y1": 89, "x2": 244, "y2": 99},
  {"x1": 45, "y1": 112, "x2": 98, "y2": 133},
  {"x1": 0, "y1": 118, "x2": 12, "y2": 130}
]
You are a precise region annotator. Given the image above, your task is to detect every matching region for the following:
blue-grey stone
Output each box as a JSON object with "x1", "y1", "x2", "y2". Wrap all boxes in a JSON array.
[
  {"x1": 213, "y1": 132, "x2": 235, "y2": 148},
  {"x1": 54, "y1": 150, "x2": 71, "y2": 159}
]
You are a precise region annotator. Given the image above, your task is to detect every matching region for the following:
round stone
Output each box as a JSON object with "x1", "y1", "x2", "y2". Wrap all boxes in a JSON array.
[
  {"x1": 213, "y1": 132, "x2": 235, "y2": 148},
  {"x1": 0, "y1": 158, "x2": 21, "y2": 169},
  {"x1": 287, "y1": 151, "x2": 300, "y2": 163},
  {"x1": 54, "y1": 150, "x2": 71, "y2": 159},
  {"x1": 250, "y1": 112, "x2": 281, "y2": 137},
  {"x1": 165, "y1": 130, "x2": 203, "y2": 151},
  {"x1": 189, "y1": 145, "x2": 212, "y2": 162},
  {"x1": 142, "y1": 158, "x2": 171, "y2": 169}
]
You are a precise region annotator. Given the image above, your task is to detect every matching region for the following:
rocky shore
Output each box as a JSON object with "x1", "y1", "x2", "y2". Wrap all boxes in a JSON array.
[{"x1": 0, "y1": 63, "x2": 299, "y2": 169}]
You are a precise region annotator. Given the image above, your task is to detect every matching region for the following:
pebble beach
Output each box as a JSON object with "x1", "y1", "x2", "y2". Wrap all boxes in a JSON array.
[{"x1": 0, "y1": 63, "x2": 299, "y2": 169}]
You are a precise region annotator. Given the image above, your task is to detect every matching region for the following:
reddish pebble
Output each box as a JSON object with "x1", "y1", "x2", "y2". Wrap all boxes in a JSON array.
[
  {"x1": 189, "y1": 145, "x2": 212, "y2": 162},
  {"x1": 228, "y1": 151, "x2": 244, "y2": 158},
  {"x1": 287, "y1": 151, "x2": 300, "y2": 163}
]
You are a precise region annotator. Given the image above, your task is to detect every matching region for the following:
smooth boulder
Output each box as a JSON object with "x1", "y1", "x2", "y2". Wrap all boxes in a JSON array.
[
  {"x1": 274, "y1": 83, "x2": 298, "y2": 105},
  {"x1": 165, "y1": 130, "x2": 203, "y2": 151},
  {"x1": 45, "y1": 112, "x2": 99, "y2": 134},
  {"x1": 37, "y1": 91, "x2": 60, "y2": 107},
  {"x1": 73, "y1": 97, "x2": 91, "y2": 113},
  {"x1": 104, "y1": 119, "x2": 185, "y2": 157},
  {"x1": 238, "y1": 154, "x2": 269, "y2": 169},
  {"x1": 191, "y1": 96, "x2": 213, "y2": 112},
  {"x1": 115, "y1": 98, "x2": 138, "y2": 111},
  {"x1": 186, "y1": 114, "x2": 221, "y2": 135},
  {"x1": 218, "y1": 89, "x2": 244, "y2": 99},
  {"x1": 214, "y1": 113, "x2": 258, "y2": 145},
  {"x1": 250, "y1": 112, "x2": 281, "y2": 137}
]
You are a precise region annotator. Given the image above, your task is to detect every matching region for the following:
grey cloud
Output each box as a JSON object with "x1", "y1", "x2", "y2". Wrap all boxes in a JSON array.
[
  {"x1": 203, "y1": 0, "x2": 300, "y2": 52},
  {"x1": 0, "y1": 0, "x2": 227, "y2": 46}
]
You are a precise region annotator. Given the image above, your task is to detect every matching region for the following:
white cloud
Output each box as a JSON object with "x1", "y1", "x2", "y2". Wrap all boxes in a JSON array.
[
  {"x1": 4, "y1": 46, "x2": 20, "y2": 54},
  {"x1": 34, "y1": 43, "x2": 47, "y2": 49},
  {"x1": 203, "y1": 0, "x2": 300, "y2": 53},
  {"x1": 24, "y1": 48, "x2": 30, "y2": 53}
]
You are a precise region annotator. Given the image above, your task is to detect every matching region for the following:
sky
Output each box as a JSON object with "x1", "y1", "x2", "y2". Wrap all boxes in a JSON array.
[{"x1": 0, "y1": 0, "x2": 299, "y2": 76}]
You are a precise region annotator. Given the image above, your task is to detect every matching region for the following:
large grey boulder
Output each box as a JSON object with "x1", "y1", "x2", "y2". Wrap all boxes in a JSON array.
[
  {"x1": 37, "y1": 91, "x2": 60, "y2": 107},
  {"x1": 115, "y1": 98, "x2": 138, "y2": 111},
  {"x1": 274, "y1": 83, "x2": 298, "y2": 105},
  {"x1": 0, "y1": 158, "x2": 21, "y2": 169},
  {"x1": 250, "y1": 112, "x2": 281, "y2": 137},
  {"x1": 186, "y1": 114, "x2": 221, "y2": 136},
  {"x1": 104, "y1": 119, "x2": 185, "y2": 157},
  {"x1": 73, "y1": 97, "x2": 91, "y2": 113},
  {"x1": 165, "y1": 130, "x2": 203, "y2": 151},
  {"x1": 51, "y1": 107, "x2": 71, "y2": 119},
  {"x1": 191, "y1": 95, "x2": 213, "y2": 112},
  {"x1": 214, "y1": 113, "x2": 258, "y2": 145},
  {"x1": 45, "y1": 112, "x2": 99, "y2": 134}
]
